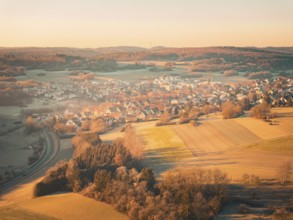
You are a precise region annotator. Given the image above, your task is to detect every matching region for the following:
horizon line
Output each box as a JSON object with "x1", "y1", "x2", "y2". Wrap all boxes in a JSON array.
[{"x1": 1, "y1": 45, "x2": 293, "y2": 50}]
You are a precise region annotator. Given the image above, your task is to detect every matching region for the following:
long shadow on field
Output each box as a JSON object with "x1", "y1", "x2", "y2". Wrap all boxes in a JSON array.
[
  {"x1": 143, "y1": 147, "x2": 239, "y2": 174},
  {"x1": 215, "y1": 183, "x2": 293, "y2": 219}
]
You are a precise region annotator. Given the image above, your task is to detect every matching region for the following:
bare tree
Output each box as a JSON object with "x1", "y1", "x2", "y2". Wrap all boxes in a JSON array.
[{"x1": 277, "y1": 161, "x2": 292, "y2": 185}]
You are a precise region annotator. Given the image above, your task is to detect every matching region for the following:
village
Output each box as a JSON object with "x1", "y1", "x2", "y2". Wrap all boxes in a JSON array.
[{"x1": 21, "y1": 73, "x2": 293, "y2": 135}]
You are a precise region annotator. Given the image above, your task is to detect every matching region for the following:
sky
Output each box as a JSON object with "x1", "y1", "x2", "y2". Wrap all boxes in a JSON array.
[{"x1": 0, "y1": 0, "x2": 293, "y2": 48}]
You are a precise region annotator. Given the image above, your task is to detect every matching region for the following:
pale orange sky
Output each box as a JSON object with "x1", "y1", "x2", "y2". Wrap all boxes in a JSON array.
[{"x1": 0, "y1": 0, "x2": 293, "y2": 48}]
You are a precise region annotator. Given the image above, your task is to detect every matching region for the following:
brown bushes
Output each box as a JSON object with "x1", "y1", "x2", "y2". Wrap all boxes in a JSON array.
[
  {"x1": 251, "y1": 102, "x2": 271, "y2": 119},
  {"x1": 222, "y1": 101, "x2": 243, "y2": 119},
  {"x1": 248, "y1": 71, "x2": 272, "y2": 79},
  {"x1": 223, "y1": 70, "x2": 238, "y2": 77}
]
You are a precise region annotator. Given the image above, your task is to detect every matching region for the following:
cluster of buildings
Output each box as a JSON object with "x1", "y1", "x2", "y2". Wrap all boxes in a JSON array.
[{"x1": 23, "y1": 75, "x2": 292, "y2": 133}]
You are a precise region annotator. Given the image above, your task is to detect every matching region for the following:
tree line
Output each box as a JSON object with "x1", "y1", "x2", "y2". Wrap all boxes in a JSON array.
[{"x1": 34, "y1": 131, "x2": 228, "y2": 220}]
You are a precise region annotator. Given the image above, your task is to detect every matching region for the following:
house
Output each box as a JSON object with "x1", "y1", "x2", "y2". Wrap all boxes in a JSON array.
[
  {"x1": 66, "y1": 119, "x2": 79, "y2": 130},
  {"x1": 138, "y1": 112, "x2": 146, "y2": 120}
]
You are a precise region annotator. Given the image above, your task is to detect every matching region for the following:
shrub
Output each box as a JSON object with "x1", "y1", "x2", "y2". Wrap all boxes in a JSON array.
[
  {"x1": 222, "y1": 101, "x2": 243, "y2": 119},
  {"x1": 276, "y1": 161, "x2": 292, "y2": 185},
  {"x1": 223, "y1": 70, "x2": 238, "y2": 77},
  {"x1": 251, "y1": 102, "x2": 271, "y2": 119},
  {"x1": 248, "y1": 71, "x2": 272, "y2": 79}
]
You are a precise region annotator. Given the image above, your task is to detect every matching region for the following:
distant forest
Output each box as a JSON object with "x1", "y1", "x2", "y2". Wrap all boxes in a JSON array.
[{"x1": 0, "y1": 46, "x2": 293, "y2": 73}]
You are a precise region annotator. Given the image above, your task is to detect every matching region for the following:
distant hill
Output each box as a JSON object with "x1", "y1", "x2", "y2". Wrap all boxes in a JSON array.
[
  {"x1": 1, "y1": 46, "x2": 293, "y2": 71},
  {"x1": 94, "y1": 46, "x2": 147, "y2": 53},
  {"x1": 0, "y1": 46, "x2": 147, "y2": 57}
]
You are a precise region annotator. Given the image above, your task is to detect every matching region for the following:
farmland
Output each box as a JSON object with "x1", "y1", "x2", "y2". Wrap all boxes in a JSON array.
[
  {"x1": 0, "y1": 178, "x2": 128, "y2": 220},
  {"x1": 136, "y1": 108, "x2": 293, "y2": 180},
  {"x1": 19, "y1": 193, "x2": 128, "y2": 220},
  {"x1": 0, "y1": 206, "x2": 57, "y2": 220}
]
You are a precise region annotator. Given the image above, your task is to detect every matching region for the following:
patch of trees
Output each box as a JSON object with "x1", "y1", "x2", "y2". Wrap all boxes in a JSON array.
[
  {"x1": 121, "y1": 125, "x2": 144, "y2": 160},
  {"x1": 34, "y1": 132, "x2": 141, "y2": 196},
  {"x1": 250, "y1": 102, "x2": 271, "y2": 119},
  {"x1": 202, "y1": 103, "x2": 219, "y2": 115},
  {"x1": 148, "y1": 65, "x2": 172, "y2": 72},
  {"x1": 120, "y1": 63, "x2": 147, "y2": 71},
  {"x1": 34, "y1": 160, "x2": 69, "y2": 196},
  {"x1": 179, "y1": 102, "x2": 199, "y2": 124},
  {"x1": 34, "y1": 128, "x2": 229, "y2": 219},
  {"x1": 223, "y1": 70, "x2": 238, "y2": 77},
  {"x1": 276, "y1": 161, "x2": 292, "y2": 185},
  {"x1": 238, "y1": 97, "x2": 251, "y2": 111},
  {"x1": 190, "y1": 59, "x2": 233, "y2": 72},
  {"x1": 0, "y1": 65, "x2": 25, "y2": 76},
  {"x1": 156, "y1": 112, "x2": 173, "y2": 126},
  {"x1": 240, "y1": 174, "x2": 261, "y2": 186},
  {"x1": 80, "y1": 118, "x2": 107, "y2": 133},
  {"x1": 185, "y1": 72, "x2": 203, "y2": 78},
  {"x1": 222, "y1": 101, "x2": 243, "y2": 119},
  {"x1": 88, "y1": 58, "x2": 119, "y2": 72},
  {"x1": 69, "y1": 72, "x2": 95, "y2": 81},
  {"x1": 145, "y1": 53, "x2": 179, "y2": 61},
  {"x1": 82, "y1": 167, "x2": 228, "y2": 220},
  {"x1": 248, "y1": 71, "x2": 273, "y2": 79},
  {"x1": 71, "y1": 132, "x2": 102, "y2": 157},
  {"x1": 0, "y1": 76, "x2": 17, "y2": 82},
  {"x1": 2, "y1": 47, "x2": 293, "y2": 72}
]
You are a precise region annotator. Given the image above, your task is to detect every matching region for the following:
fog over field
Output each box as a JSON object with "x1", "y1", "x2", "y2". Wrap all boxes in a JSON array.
[{"x1": 1, "y1": 0, "x2": 293, "y2": 219}]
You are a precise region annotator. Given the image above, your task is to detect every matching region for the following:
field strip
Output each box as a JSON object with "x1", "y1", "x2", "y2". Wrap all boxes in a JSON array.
[
  {"x1": 234, "y1": 117, "x2": 291, "y2": 139},
  {"x1": 138, "y1": 126, "x2": 195, "y2": 160}
]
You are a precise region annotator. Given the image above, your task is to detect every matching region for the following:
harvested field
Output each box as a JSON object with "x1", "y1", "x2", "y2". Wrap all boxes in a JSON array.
[
  {"x1": 172, "y1": 120, "x2": 261, "y2": 156},
  {"x1": 0, "y1": 178, "x2": 128, "y2": 220},
  {"x1": 138, "y1": 126, "x2": 194, "y2": 173},
  {"x1": 136, "y1": 109, "x2": 293, "y2": 180},
  {"x1": 0, "y1": 205, "x2": 57, "y2": 220},
  {"x1": 235, "y1": 107, "x2": 293, "y2": 139},
  {"x1": 19, "y1": 193, "x2": 128, "y2": 220},
  {"x1": 247, "y1": 135, "x2": 293, "y2": 154}
]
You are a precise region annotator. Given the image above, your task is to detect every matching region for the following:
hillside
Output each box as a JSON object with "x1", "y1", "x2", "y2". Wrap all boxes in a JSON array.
[
  {"x1": 0, "y1": 193, "x2": 128, "y2": 220},
  {"x1": 19, "y1": 193, "x2": 128, "y2": 220},
  {"x1": 135, "y1": 108, "x2": 293, "y2": 179}
]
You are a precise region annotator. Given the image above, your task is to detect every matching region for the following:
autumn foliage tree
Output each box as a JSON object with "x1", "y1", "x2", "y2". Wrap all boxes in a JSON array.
[
  {"x1": 122, "y1": 125, "x2": 144, "y2": 159},
  {"x1": 90, "y1": 118, "x2": 106, "y2": 133},
  {"x1": 222, "y1": 101, "x2": 243, "y2": 119},
  {"x1": 276, "y1": 161, "x2": 292, "y2": 185},
  {"x1": 251, "y1": 102, "x2": 271, "y2": 119},
  {"x1": 223, "y1": 70, "x2": 238, "y2": 77},
  {"x1": 71, "y1": 131, "x2": 102, "y2": 157},
  {"x1": 156, "y1": 112, "x2": 171, "y2": 126}
]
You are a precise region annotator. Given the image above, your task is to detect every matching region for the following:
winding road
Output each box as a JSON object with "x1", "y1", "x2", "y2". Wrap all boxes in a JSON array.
[{"x1": 0, "y1": 129, "x2": 61, "y2": 194}]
